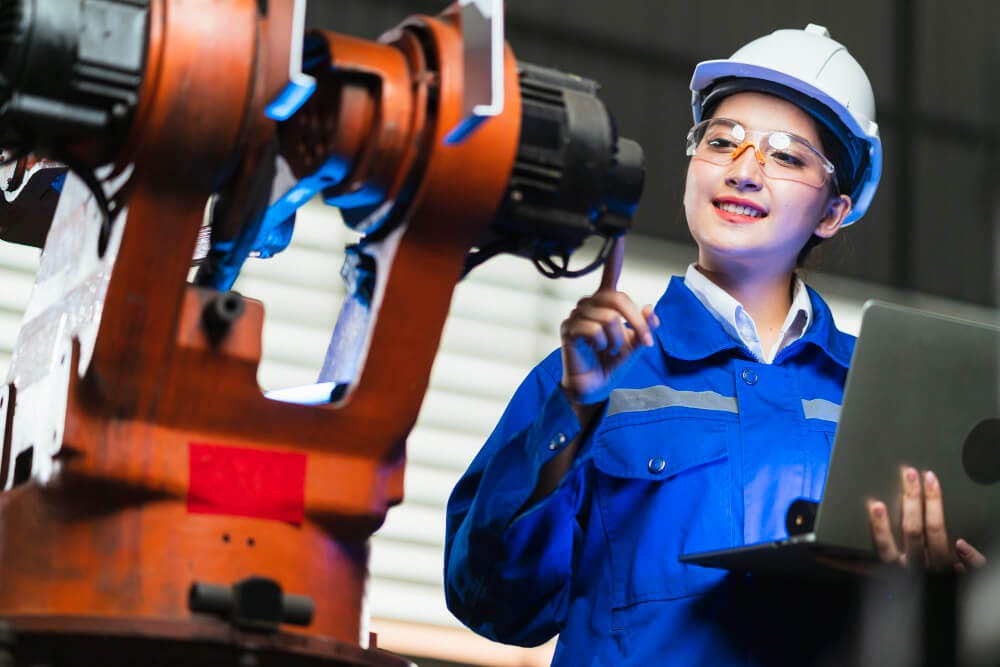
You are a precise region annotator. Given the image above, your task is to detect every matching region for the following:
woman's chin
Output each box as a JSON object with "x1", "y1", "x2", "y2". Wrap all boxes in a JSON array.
[{"x1": 693, "y1": 227, "x2": 768, "y2": 259}]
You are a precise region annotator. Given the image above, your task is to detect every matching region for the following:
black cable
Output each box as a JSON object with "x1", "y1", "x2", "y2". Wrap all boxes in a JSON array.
[
  {"x1": 533, "y1": 234, "x2": 615, "y2": 279},
  {"x1": 465, "y1": 233, "x2": 618, "y2": 280}
]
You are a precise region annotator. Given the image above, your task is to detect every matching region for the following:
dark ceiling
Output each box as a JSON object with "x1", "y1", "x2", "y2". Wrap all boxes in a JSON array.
[{"x1": 307, "y1": 0, "x2": 998, "y2": 306}]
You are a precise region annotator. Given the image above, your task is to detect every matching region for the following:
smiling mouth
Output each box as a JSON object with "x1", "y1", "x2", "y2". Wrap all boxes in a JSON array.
[{"x1": 713, "y1": 201, "x2": 767, "y2": 219}]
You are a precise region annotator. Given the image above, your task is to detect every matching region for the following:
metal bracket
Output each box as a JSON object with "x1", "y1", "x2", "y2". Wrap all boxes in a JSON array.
[
  {"x1": 265, "y1": 0, "x2": 317, "y2": 121},
  {"x1": 446, "y1": 0, "x2": 505, "y2": 144}
]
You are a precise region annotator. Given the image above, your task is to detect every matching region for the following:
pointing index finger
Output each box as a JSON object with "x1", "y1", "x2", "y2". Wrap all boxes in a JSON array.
[{"x1": 599, "y1": 236, "x2": 625, "y2": 292}]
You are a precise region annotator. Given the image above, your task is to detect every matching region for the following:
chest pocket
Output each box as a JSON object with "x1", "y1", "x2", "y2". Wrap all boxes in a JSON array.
[
  {"x1": 593, "y1": 415, "x2": 735, "y2": 612},
  {"x1": 803, "y1": 422, "x2": 836, "y2": 500}
]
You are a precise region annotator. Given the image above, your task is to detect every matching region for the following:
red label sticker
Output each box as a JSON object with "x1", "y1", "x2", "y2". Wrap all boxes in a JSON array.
[{"x1": 188, "y1": 442, "x2": 307, "y2": 524}]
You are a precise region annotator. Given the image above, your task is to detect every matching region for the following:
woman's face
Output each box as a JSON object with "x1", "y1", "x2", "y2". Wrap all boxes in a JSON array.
[{"x1": 683, "y1": 91, "x2": 851, "y2": 276}]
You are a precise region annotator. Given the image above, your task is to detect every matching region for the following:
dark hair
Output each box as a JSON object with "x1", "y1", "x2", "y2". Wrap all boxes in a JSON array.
[
  {"x1": 796, "y1": 122, "x2": 841, "y2": 267},
  {"x1": 796, "y1": 234, "x2": 825, "y2": 267},
  {"x1": 797, "y1": 121, "x2": 839, "y2": 267}
]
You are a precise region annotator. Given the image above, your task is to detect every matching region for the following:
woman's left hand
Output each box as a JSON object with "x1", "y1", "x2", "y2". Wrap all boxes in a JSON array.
[{"x1": 867, "y1": 466, "x2": 987, "y2": 572}]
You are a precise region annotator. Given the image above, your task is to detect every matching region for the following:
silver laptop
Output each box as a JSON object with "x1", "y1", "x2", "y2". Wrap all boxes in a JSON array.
[{"x1": 680, "y1": 300, "x2": 1000, "y2": 575}]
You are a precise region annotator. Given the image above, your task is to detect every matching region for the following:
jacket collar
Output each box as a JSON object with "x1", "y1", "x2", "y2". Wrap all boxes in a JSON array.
[
  {"x1": 654, "y1": 276, "x2": 854, "y2": 368},
  {"x1": 654, "y1": 277, "x2": 744, "y2": 361},
  {"x1": 794, "y1": 284, "x2": 854, "y2": 368}
]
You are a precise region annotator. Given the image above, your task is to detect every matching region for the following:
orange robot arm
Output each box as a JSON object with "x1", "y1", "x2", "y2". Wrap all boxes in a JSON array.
[{"x1": 0, "y1": 1, "x2": 642, "y2": 664}]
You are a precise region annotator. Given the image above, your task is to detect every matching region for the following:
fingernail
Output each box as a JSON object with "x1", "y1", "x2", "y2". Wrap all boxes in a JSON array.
[
  {"x1": 924, "y1": 470, "x2": 938, "y2": 490},
  {"x1": 870, "y1": 503, "x2": 885, "y2": 519},
  {"x1": 905, "y1": 467, "x2": 918, "y2": 484},
  {"x1": 644, "y1": 333, "x2": 654, "y2": 347},
  {"x1": 956, "y1": 539, "x2": 970, "y2": 554}
]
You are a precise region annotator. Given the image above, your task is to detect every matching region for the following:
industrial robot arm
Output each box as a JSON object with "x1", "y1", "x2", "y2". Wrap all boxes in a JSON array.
[{"x1": 0, "y1": 1, "x2": 643, "y2": 664}]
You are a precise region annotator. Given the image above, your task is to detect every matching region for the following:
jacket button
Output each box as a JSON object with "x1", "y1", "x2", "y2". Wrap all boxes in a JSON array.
[
  {"x1": 548, "y1": 433, "x2": 568, "y2": 450},
  {"x1": 648, "y1": 456, "x2": 666, "y2": 474},
  {"x1": 741, "y1": 368, "x2": 759, "y2": 385}
]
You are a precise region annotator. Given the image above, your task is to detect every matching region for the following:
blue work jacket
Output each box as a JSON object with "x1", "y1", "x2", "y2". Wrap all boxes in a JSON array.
[{"x1": 445, "y1": 276, "x2": 862, "y2": 665}]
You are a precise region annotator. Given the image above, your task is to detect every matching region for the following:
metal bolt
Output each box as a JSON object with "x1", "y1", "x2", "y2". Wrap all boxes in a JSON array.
[{"x1": 202, "y1": 291, "x2": 245, "y2": 342}]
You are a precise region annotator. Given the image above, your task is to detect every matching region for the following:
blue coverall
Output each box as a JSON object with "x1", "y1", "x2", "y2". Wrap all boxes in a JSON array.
[{"x1": 445, "y1": 276, "x2": 862, "y2": 665}]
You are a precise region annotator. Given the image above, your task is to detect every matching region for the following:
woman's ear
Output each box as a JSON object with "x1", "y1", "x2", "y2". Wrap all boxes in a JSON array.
[{"x1": 814, "y1": 194, "x2": 852, "y2": 239}]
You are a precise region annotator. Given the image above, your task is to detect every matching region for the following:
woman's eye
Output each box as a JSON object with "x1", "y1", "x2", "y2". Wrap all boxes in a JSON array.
[
  {"x1": 706, "y1": 138, "x2": 737, "y2": 150},
  {"x1": 770, "y1": 151, "x2": 805, "y2": 167}
]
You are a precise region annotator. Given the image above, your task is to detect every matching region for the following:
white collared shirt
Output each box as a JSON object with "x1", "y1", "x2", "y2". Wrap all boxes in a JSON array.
[{"x1": 683, "y1": 263, "x2": 812, "y2": 364}]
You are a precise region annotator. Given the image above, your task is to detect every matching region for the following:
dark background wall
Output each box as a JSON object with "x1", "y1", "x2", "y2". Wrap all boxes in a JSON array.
[{"x1": 307, "y1": 0, "x2": 999, "y2": 306}]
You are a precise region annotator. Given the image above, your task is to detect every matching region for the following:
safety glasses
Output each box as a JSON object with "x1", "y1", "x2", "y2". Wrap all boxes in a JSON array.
[{"x1": 685, "y1": 118, "x2": 838, "y2": 190}]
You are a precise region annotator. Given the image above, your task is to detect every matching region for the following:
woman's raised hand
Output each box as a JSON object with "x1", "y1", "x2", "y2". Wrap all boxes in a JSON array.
[{"x1": 559, "y1": 237, "x2": 660, "y2": 407}]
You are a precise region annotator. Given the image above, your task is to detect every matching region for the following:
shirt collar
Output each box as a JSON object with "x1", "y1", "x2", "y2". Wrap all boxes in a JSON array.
[
  {"x1": 683, "y1": 264, "x2": 813, "y2": 362},
  {"x1": 654, "y1": 274, "x2": 853, "y2": 368},
  {"x1": 683, "y1": 263, "x2": 753, "y2": 347}
]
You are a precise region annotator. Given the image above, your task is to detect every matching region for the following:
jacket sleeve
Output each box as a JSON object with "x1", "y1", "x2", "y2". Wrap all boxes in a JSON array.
[{"x1": 443, "y1": 351, "x2": 599, "y2": 646}]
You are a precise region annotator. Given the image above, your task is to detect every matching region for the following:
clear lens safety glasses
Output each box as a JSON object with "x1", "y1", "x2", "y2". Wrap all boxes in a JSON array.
[{"x1": 685, "y1": 118, "x2": 838, "y2": 190}]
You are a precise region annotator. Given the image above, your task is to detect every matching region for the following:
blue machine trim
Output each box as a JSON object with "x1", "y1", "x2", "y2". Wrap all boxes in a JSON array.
[
  {"x1": 444, "y1": 114, "x2": 488, "y2": 145},
  {"x1": 266, "y1": 78, "x2": 317, "y2": 121}
]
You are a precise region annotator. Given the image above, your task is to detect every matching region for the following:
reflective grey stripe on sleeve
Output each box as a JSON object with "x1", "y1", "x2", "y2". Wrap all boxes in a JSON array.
[
  {"x1": 802, "y1": 398, "x2": 841, "y2": 423},
  {"x1": 607, "y1": 386, "x2": 739, "y2": 416}
]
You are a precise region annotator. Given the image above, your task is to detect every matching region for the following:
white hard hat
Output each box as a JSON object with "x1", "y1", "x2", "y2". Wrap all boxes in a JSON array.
[{"x1": 690, "y1": 24, "x2": 881, "y2": 225}]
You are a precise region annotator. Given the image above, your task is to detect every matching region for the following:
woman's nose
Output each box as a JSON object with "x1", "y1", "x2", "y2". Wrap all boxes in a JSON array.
[{"x1": 724, "y1": 146, "x2": 764, "y2": 191}]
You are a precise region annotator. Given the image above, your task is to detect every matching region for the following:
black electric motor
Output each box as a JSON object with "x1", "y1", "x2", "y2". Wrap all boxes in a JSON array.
[
  {"x1": 466, "y1": 61, "x2": 645, "y2": 278},
  {"x1": 0, "y1": 0, "x2": 148, "y2": 163}
]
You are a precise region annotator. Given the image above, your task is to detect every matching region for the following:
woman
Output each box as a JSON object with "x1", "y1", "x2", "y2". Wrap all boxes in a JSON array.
[{"x1": 444, "y1": 24, "x2": 983, "y2": 665}]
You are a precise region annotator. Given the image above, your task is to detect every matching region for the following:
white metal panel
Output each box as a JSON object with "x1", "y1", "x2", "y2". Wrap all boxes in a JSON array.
[
  {"x1": 0, "y1": 312, "x2": 25, "y2": 351},
  {"x1": 0, "y1": 245, "x2": 41, "y2": 381},
  {"x1": 405, "y1": 426, "x2": 486, "y2": 471},
  {"x1": 439, "y1": 316, "x2": 542, "y2": 365},
  {"x1": 378, "y1": 502, "x2": 446, "y2": 546},
  {"x1": 369, "y1": 538, "x2": 444, "y2": 587},
  {"x1": 416, "y1": 389, "x2": 509, "y2": 437},
  {"x1": 0, "y1": 272, "x2": 37, "y2": 311},
  {"x1": 402, "y1": 463, "x2": 465, "y2": 508},
  {"x1": 429, "y1": 350, "x2": 531, "y2": 402},
  {"x1": 367, "y1": 576, "x2": 461, "y2": 629}
]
